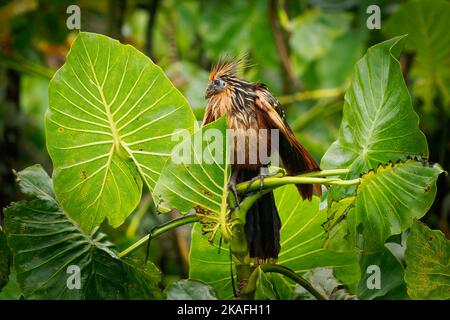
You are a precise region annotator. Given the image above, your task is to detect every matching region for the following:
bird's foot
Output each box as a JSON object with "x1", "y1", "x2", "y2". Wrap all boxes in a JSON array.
[
  {"x1": 244, "y1": 168, "x2": 286, "y2": 195},
  {"x1": 227, "y1": 178, "x2": 240, "y2": 211}
]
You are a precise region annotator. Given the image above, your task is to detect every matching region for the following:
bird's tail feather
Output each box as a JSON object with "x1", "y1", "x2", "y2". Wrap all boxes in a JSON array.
[{"x1": 240, "y1": 169, "x2": 281, "y2": 260}]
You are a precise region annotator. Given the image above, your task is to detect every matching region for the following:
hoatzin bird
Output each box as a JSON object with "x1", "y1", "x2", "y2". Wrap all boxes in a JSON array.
[{"x1": 202, "y1": 57, "x2": 321, "y2": 261}]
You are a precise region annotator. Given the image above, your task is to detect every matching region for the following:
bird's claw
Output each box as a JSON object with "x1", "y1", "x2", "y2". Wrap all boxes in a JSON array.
[
  {"x1": 227, "y1": 180, "x2": 240, "y2": 211},
  {"x1": 244, "y1": 168, "x2": 286, "y2": 195}
]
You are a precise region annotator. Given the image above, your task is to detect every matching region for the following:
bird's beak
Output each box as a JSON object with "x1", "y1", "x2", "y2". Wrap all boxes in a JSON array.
[{"x1": 205, "y1": 84, "x2": 215, "y2": 99}]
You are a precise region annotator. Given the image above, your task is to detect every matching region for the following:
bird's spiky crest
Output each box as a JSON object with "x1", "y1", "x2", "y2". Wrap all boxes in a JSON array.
[{"x1": 209, "y1": 53, "x2": 251, "y2": 81}]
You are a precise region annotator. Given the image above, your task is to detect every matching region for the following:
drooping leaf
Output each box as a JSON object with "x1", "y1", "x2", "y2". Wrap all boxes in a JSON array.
[
  {"x1": 3, "y1": 165, "x2": 163, "y2": 299},
  {"x1": 165, "y1": 279, "x2": 218, "y2": 300},
  {"x1": 405, "y1": 221, "x2": 450, "y2": 300},
  {"x1": 254, "y1": 267, "x2": 277, "y2": 300},
  {"x1": 13, "y1": 164, "x2": 55, "y2": 203},
  {"x1": 384, "y1": 0, "x2": 450, "y2": 112},
  {"x1": 4, "y1": 199, "x2": 127, "y2": 299},
  {"x1": 0, "y1": 229, "x2": 10, "y2": 292},
  {"x1": 189, "y1": 185, "x2": 360, "y2": 299},
  {"x1": 325, "y1": 161, "x2": 444, "y2": 252},
  {"x1": 154, "y1": 117, "x2": 233, "y2": 241},
  {"x1": 122, "y1": 256, "x2": 163, "y2": 300},
  {"x1": 357, "y1": 247, "x2": 407, "y2": 300},
  {"x1": 46, "y1": 32, "x2": 196, "y2": 232},
  {"x1": 321, "y1": 36, "x2": 428, "y2": 193},
  {"x1": 270, "y1": 273, "x2": 296, "y2": 300}
]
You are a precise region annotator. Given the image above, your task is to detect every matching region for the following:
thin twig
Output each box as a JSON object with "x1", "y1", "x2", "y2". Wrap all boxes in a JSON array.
[
  {"x1": 118, "y1": 214, "x2": 199, "y2": 258},
  {"x1": 278, "y1": 87, "x2": 345, "y2": 105},
  {"x1": 268, "y1": 0, "x2": 302, "y2": 91}
]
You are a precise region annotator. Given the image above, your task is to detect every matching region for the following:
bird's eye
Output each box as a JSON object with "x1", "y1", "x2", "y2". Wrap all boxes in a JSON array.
[{"x1": 213, "y1": 79, "x2": 222, "y2": 86}]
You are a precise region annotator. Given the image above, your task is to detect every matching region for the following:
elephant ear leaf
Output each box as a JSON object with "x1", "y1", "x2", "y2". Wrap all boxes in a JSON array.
[
  {"x1": 321, "y1": 36, "x2": 428, "y2": 186},
  {"x1": 46, "y1": 32, "x2": 196, "y2": 232},
  {"x1": 3, "y1": 165, "x2": 163, "y2": 300},
  {"x1": 321, "y1": 37, "x2": 443, "y2": 252},
  {"x1": 325, "y1": 161, "x2": 444, "y2": 252}
]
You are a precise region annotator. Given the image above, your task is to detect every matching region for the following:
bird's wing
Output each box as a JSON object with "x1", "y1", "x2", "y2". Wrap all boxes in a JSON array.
[
  {"x1": 254, "y1": 85, "x2": 321, "y2": 199},
  {"x1": 201, "y1": 105, "x2": 216, "y2": 127}
]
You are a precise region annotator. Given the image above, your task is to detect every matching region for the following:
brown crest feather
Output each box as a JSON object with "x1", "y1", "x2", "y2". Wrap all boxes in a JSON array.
[{"x1": 209, "y1": 53, "x2": 251, "y2": 81}]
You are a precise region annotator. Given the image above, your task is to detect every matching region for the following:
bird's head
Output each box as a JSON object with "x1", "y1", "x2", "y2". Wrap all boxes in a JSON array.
[
  {"x1": 205, "y1": 77, "x2": 227, "y2": 99},
  {"x1": 205, "y1": 55, "x2": 248, "y2": 99}
]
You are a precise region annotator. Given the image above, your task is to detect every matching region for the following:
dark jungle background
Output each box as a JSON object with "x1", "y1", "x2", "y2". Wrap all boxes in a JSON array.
[{"x1": 0, "y1": 0, "x2": 448, "y2": 292}]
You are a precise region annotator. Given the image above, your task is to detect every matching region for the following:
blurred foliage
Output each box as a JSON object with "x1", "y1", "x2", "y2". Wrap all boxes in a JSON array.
[{"x1": 0, "y1": 0, "x2": 448, "y2": 296}]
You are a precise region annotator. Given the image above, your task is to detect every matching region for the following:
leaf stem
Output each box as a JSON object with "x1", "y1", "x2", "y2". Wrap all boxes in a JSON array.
[
  {"x1": 118, "y1": 214, "x2": 199, "y2": 258},
  {"x1": 260, "y1": 264, "x2": 328, "y2": 300},
  {"x1": 125, "y1": 195, "x2": 152, "y2": 238}
]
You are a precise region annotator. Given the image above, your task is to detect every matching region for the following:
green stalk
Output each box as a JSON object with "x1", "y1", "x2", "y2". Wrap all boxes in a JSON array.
[
  {"x1": 260, "y1": 264, "x2": 327, "y2": 300},
  {"x1": 228, "y1": 169, "x2": 355, "y2": 298},
  {"x1": 236, "y1": 175, "x2": 359, "y2": 194},
  {"x1": 118, "y1": 214, "x2": 199, "y2": 258},
  {"x1": 228, "y1": 190, "x2": 271, "y2": 299},
  {"x1": 125, "y1": 195, "x2": 152, "y2": 238},
  {"x1": 298, "y1": 168, "x2": 349, "y2": 177}
]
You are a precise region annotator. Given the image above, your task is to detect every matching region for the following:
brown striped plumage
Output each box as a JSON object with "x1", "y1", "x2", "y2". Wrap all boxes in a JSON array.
[{"x1": 203, "y1": 57, "x2": 321, "y2": 260}]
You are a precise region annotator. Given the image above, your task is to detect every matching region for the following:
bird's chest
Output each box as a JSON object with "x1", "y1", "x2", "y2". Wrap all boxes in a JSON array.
[
  {"x1": 210, "y1": 95, "x2": 258, "y2": 130},
  {"x1": 208, "y1": 93, "x2": 271, "y2": 170}
]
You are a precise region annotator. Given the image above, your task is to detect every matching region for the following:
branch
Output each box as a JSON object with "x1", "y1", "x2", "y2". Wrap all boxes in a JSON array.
[
  {"x1": 235, "y1": 169, "x2": 359, "y2": 194},
  {"x1": 268, "y1": 0, "x2": 302, "y2": 91},
  {"x1": 0, "y1": 54, "x2": 55, "y2": 79},
  {"x1": 261, "y1": 264, "x2": 328, "y2": 300},
  {"x1": 278, "y1": 87, "x2": 345, "y2": 105},
  {"x1": 143, "y1": 0, "x2": 160, "y2": 59},
  {"x1": 118, "y1": 214, "x2": 199, "y2": 258},
  {"x1": 125, "y1": 195, "x2": 152, "y2": 238}
]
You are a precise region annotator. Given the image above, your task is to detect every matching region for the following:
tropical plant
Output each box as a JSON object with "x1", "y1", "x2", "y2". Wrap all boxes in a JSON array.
[{"x1": 1, "y1": 29, "x2": 448, "y2": 300}]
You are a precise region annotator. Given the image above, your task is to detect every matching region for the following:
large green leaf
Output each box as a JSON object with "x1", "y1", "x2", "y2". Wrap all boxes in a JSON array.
[
  {"x1": 153, "y1": 117, "x2": 232, "y2": 240},
  {"x1": 384, "y1": 0, "x2": 450, "y2": 111},
  {"x1": 4, "y1": 199, "x2": 128, "y2": 299},
  {"x1": 321, "y1": 37, "x2": 428, "y2": 185},
  {"x1": 46, "y1": 32, "x2": 196, "y2": 232},
  {"x1": 3, "y1": 165, "x2": 162, "y2": 299},
  {"x1": 325, "y1": 160, "x2": 443, "y2": 252},
  {"x1": 275, "y1": 186, "x2": 358, "y2": 281},
  {"x1": 189, "y1": 185, "x2": 360, "y2": 299},
  {"x1": 405, "y1": 221, "x2": 450, "y2": 300}
]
